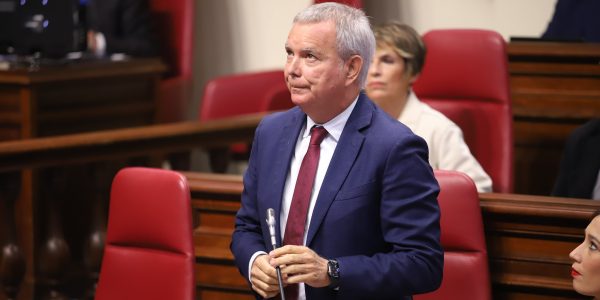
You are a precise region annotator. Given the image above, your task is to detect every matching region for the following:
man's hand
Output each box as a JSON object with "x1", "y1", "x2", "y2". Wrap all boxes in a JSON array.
[
  {"x1": 269, "y1": 245, "x2": 331, "y2": 288},
  {"x1": 250, "y1": 254, "x2": 281, "y2": 298}
]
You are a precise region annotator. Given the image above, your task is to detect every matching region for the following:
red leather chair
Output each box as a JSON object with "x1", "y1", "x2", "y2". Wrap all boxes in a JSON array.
[
  {"x1": 415, "y1": 170, "x2": 491, "y2": 300},
  {"x1": 150, "y1": 0, "x2": 194, "y2": 123},
  {"x1": 413, "y1": 29, "x2": 513, "y2": 193},
  {"x1": 314, "y1": 0, "x2": 363, "y2": 8},
  {"x1": 199, "y1": 70, "x2": 293, "y2": 172},
  {"x1": 199, "y1": 69, "x2": 292, "y2": 121},
  {"x1": 95, "y1": 167, "x2": 194, "y2": 300}
]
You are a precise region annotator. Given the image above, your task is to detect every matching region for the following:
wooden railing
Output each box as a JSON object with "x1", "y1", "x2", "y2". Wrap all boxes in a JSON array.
[
  {"x1": 0, "y1": 114, "x2": 263, "y2": 300},
  {"x1": 185, "y1": 172, "x2": 599, "y2": 300}
]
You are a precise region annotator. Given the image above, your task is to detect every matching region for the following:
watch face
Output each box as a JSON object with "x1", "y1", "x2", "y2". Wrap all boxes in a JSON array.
[
  {"x1": 327, "y1": 259, "x2": 340, "y2": 289},
  {"x1": 328, "y1": 260, "x2": 340, "y2": 279}
]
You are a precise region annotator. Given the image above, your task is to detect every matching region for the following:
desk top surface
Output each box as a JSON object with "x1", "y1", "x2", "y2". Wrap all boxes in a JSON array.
[{"x1": 0, "y1": 56, "x2": 166, "y2": 84}]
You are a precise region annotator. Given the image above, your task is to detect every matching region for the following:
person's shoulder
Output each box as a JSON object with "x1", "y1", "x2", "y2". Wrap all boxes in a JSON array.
[
  {"x1": 417, "y1": 101, "x2": 460, "y2": 131},
  {"x1": 577, "y1": 118, "x2": 600, "y2": 134},
  {"x1": 368, "y1": 105, "x2": 428, "y2": 150},
  {"x1": 568, "y1": 118, "x2": 600, "y2": 142},
  {"x1": 369, "y1": 103, "x2": 412, "y2": 135}
]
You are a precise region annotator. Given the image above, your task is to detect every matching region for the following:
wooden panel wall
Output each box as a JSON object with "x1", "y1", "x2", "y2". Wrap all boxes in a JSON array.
[
  {"x1": 509, "y1": 42, "x2": 600, "y2": 196},
  {"x1": 184, "y1": 172, "x2": 253, "y2": 300}
]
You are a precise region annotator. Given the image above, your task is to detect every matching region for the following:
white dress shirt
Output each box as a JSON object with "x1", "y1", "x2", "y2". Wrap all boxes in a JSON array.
[{"x1": 398, "y1": 91, "x2": 493, "y2": 192}]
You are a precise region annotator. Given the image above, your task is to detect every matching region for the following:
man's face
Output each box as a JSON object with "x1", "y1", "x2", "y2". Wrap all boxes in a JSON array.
[{"x1": 284, "y1": 21, "x2": 348, "y2": 122}]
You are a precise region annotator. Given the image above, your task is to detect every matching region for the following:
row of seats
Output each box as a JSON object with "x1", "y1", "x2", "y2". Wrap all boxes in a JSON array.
[
  {"x1": 95, "y1": 167, "x2": 490, "y2": 300},
  {"x1": 199, "y1": 29, "x2": 513, "y2": 193}
]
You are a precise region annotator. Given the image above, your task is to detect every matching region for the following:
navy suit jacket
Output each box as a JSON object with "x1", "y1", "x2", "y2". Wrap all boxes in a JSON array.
[
  {"x1": 553, "y1": 118, "x2": 600, "y2": 199},
  {"x1": 231, "y1": 93, "x2": 443, "y2": 300}
]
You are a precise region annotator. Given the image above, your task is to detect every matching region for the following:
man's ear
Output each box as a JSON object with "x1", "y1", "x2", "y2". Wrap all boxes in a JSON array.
[{"x1": 345, "y1": 55, "x2": 363, "y2": 86}]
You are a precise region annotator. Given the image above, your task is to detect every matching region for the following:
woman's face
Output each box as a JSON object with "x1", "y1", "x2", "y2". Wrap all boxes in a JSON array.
[
  {"x1": 570, "y1": 216, "x2": 600, "y2": 298},
  {"x1": 365, "y1": 45, "x2": 414, "y2": 104}
]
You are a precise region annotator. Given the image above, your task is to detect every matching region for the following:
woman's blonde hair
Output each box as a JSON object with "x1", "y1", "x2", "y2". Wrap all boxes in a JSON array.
[{"x1": 372, "y1": 22, "x2": 426, "y2": 77}]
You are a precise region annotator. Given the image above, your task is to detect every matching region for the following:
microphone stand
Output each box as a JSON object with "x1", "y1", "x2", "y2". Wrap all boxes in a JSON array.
[
  {"x1": 267, "y1": 209, "x2": 286, "y2": 300},
  {"x1": 272, "y1": 242, "x2": 286, "y2": 300}
]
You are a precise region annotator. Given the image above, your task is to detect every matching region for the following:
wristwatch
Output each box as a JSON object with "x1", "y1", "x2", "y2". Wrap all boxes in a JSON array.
[{"x1": 327, "y1": 259, "x2": 340, "y2": 289}]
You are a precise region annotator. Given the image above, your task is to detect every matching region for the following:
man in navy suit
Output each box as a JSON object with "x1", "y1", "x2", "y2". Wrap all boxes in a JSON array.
[{"x1": 230, "y1": 3, "x2": 442, "y2": 300}]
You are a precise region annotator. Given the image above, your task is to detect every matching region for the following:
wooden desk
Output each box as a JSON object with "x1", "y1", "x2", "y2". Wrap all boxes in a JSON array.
[
  {"x1": 509, "y1": 41, "x2": 600, "y2": 195},
  {"x1": 0, "y1": 58, "x2": 165, "y2": 139}
]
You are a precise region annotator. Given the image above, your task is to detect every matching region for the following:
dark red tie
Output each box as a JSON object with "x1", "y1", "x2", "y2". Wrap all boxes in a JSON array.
[{"x1": 282, "y1": 126, "x2": 328, "y2": 300}]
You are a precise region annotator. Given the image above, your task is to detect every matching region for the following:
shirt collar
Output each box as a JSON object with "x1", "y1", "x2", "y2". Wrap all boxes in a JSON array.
[{"x1": 304, "y1": 95, "x2": 359, "y2": 142}]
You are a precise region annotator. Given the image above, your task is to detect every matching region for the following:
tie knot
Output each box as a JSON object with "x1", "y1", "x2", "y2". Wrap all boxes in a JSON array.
[{"x1": 310, "y1": 126, "x2": 328, "y2": 145}]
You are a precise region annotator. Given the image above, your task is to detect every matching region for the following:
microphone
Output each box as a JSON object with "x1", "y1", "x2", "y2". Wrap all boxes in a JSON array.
[
  {"x1": 266, "y1": 208, "x2": 278, "y2": 250},
  {"x1": 266, "y1": 208, "x2": 286, "y2": 300}
]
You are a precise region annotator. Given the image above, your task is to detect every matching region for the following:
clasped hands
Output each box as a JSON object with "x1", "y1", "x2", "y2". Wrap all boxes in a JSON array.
[{"x1": 250, "y1": 245, "x2": 331, "y2": 299}]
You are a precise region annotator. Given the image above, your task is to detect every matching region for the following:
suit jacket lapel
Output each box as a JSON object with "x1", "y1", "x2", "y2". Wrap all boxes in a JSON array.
[
  {"x1": 306, "y1": 94, "x2": 373, "y2": 246},
  {"x1": 266, "y1": 108, "x2": 306, "y2": 244}
]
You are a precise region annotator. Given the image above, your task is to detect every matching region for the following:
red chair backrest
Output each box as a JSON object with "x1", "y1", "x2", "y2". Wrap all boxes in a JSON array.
[
  {"x1": 413, "y1": 29, "x2": 513, "y2": 193},
  {"x1": 150, "y1": 0, "x2": 194, "y2": 78},
  {"x1": 95, "y1": 167, "x2": 194, "y2": 300},
  {"x1": 415, "y1": 170, "x2": 491, "y2": 300},
  {"x1": 149, "y1": 0, "x2": 194, "y2": 123},
  {"x1": 199, "y1": 70, "x2": 293, "y2": 122},
  {"x1": 314, "y1": 0, "x2": 363, "y2": 8}
]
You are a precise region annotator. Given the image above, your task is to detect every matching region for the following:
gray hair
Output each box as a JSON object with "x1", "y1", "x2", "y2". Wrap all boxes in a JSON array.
[{"x1": 294, "y1": 2, "x2": 375, "y2": 88}]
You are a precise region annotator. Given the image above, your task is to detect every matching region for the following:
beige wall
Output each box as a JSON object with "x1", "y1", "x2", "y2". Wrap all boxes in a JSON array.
[
  {"x1": 365, "y1": 0, "x2": 556, "y2": 38},
  {"x1": 192, "y1": 0, "x2": 311, "y2": 119},
  {"x1": 191, "y1": 0, "x2": 557, "y2": 119}
]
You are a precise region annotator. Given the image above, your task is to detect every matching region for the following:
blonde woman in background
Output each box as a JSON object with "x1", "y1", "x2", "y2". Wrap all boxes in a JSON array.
[{"x1": 365, "y1": 22, "x2": 492, "y2": 192}]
